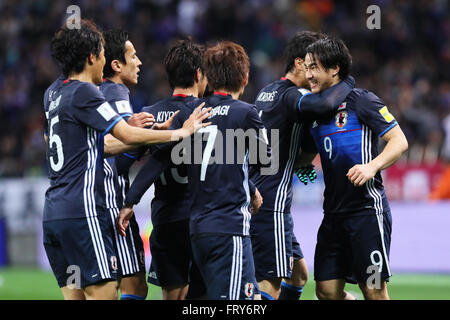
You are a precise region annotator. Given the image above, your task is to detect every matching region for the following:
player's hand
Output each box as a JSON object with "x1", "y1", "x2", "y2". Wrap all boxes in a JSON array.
[
  {"x1": 295, "y1": 165, "x2": 317, "y2": 185},
  {"x1": 250, "y1": 188, "x2": 263, "y2": 216},
  {"x1": 117, "y1": 205, "x2": 134, "y2": 237},
  {"x1": 346, "y1": 163, "x2": 377, "y2": 187},
  {"x1": 127, "y1": 112, "x2": 155, "y2": 128},
  {"x1": 179, "y1": 103, "x2": 212, "y2": 138},
  {"x1": 152, "y1": 110, "x2": 180, "y2": 130}
]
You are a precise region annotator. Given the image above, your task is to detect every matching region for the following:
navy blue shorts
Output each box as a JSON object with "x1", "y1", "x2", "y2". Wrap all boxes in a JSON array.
[
  {"x1": 250, "y1": 211, "x2": 304, "y2": 282},
  {"x1": 191, "y1": 234, "x2": 257, "y2": 300},
  {"x1": 107, "y1": 207, "x2": 145, "y2": 277},
  {"x1": 148, "y1": 219, "x2": 205, "y2": 297},
  {"x1": 314, "y1": 210, "x2": 392, "y2": 284},
  {"x1": 43, "y1": 213, "x2": 118, "y2": 289}
]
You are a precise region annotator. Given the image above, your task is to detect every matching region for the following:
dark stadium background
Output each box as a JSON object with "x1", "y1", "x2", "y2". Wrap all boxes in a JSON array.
[{"x1": 0, "y1": 0, "x2": 449, "y2": 299}]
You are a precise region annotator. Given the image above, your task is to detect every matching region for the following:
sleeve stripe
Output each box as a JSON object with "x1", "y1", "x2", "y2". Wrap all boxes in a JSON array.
[
  {"x1": 378, "y1": 122, "x2": 398, "y2": 137},
  {"x1": 102, "y1": 115, "x2": 124, "y2": 136},
  {"x1": 298, "y1": 92, "x2": 312, "y2": 112},
  {"x1": 123, "y1": 153, "x2": 138, "y2": 160}
]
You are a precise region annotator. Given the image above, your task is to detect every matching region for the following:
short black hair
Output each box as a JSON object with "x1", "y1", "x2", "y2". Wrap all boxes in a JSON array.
[
  {"x1": 305, "y1": 37, "x2": 352, "y2": 80},
  {"x1": 103, "y1": 29, "x2": 129, "y2": 78},
  {"x1": 164, "y1": 39, "x2": 205, "y2": 89},
  {"x1": 51, "y1": 19, "x2": 104, "y2": 77},
  {"x1": 284, "y1": 31, "x2": 325, "y2": 74}
]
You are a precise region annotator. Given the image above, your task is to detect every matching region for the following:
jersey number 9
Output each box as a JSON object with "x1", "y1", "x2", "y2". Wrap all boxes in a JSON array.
[{"x1": 323, "y1": 136, "x2": 332, "y2": 159}]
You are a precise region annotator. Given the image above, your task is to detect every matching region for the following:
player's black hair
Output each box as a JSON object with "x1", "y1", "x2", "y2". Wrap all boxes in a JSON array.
[
  {"x1": 51, "y1": 19, "x2": 104, "y2": 77},
  {"x1": 284, "y1": 31, "x2": 325, "y2": 74},
  {"x1": 103, "y1": 29, "x2": 129, "y2": 78},
  {"x1": 164, "y1": 39, "x2": 205, "y2": 89},
  {"x1": 305, "y1": 37, "x2": 352, "y2": 80}
]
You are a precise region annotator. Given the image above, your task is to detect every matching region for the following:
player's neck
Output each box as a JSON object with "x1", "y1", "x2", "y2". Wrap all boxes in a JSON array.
[
  {"x1": 329, "y1": 76, "x2": 341, "y2": 89},
  {"x1": 284, "y1": 72, "x2": 302, "y2": 87},
  {"x1": 214, "y1": 88, "x2": 242, "y2": 100},
  {"x1": 108, "y1": 74, "x2": 125, "y2": 86},
  {"x1": 69, "y1": 71, "x2": 96, "y2": 84},
  {"x1": 173, "y1": 87, "x2": 198, "y2": 98}
]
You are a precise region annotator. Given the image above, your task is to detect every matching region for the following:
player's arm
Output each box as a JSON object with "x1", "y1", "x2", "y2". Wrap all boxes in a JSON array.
[
  {"x1": 347, "y1": 92, "x2": 408, "y2": 187},
  {"x1": 245, "y1": 106, "x2": 273, "y2": 174},
  {"x1": 247, "y1": 179, "x2": 262, "y2": 215},
  {"x1": 285, "y1": 76, "x2": 355, "y2": 121},
  {"x1": 108, "y1": 105, "x2": 210, "y2": 153},
  {"x1": 117, "y1": 148, "x2": 172, "y2": 237},
  {"x1": 294, "y1": 125, "x2": 318, "y2": 185},
  {"x1": 104, "y1": 110, "x2": 177, "y2": 156},
  {"x1": 347, "y1": 125, "x2": 408, "y2": 186}
]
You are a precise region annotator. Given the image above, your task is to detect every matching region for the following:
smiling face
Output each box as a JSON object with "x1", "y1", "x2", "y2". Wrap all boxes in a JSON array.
[
  {"x1": 119, "y1": 40, "x2": 142, "y2": 86},
  {"x1": 304, "y1": 52, "x2": 339, "y2": 93}
]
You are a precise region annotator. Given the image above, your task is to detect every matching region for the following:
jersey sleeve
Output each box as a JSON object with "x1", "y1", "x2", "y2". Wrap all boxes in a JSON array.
[
  {"x1": 43, "y1": 90, "x2": 50, "y2": 137},
  {"x1": 244, "y1": 105, "x2": 272, "y2": 171},
  {"x1": 73, "y1": 83, "x2": 123, "y2": 135},
  {"x1": 105, "y1": 85, "x2": 133, "y2": 117},
  {"x1": 124, "y1": 149, "x2": 171, "y2": 205},
  {"x1": 355, "y1": 91, "x2": 398, "y2": 137},
  {"x1": 284, "y1": 76, "x2": 355, "y2": 121},
  {"x1": 300, "y1": 124, "x2": 317, "y2": 154}
]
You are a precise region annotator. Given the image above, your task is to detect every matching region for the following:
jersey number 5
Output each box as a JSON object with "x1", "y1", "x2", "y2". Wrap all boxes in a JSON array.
[{"x1": 49, "y1": 115, "x2": 64, "y2": 172}]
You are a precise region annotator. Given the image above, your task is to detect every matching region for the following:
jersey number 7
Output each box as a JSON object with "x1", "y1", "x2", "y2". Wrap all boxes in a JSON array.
[{"x1": 198, "y1": 125, "x2": 218, "y2": 181}]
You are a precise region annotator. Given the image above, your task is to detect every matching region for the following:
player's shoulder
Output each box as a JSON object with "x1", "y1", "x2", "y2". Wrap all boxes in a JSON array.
[
  {"x1": 349, "y1": 88, "x2": 382, "y2": 104},
  {"x1": 231, "y1": 98, "x2": 256, "y2": 112},
  {"x1": 99, "y1": 80, "x2": 129, "y2": 101},
  {"x1": 46, "y1": 75, "x2": 65, "y2": 94},
  {"x1": 255, "y1": 79, "x2": 294, "y2": 103},
  {"x1": 141, "y1": 97, "x2": 167, "y2": 113},
  {"x1": 70, "y1": 80, "x2": 101, "y2": 96},
  {"x1": 44, "y1": 75, "x2": 65, "y2": 108}
]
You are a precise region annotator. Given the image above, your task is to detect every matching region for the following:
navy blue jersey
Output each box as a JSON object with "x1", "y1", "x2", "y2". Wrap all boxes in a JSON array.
[
  {"x1": 99, "y1": 79, "x2": 137, "y2": 209},
  {"x1": 43, "y1": 80, "x2": 123, "y2": 221},
  {"x1": 186, "y1": 93, "x2": 270, "y2": 236},
  {"x1": 140, "y1": 94, "x2": 198, "y2": 226},
  {"x1": 251, "y1": 77, "x2": 355, "y2": 214},
  {"x1": 43, "y1": 75, "x2": 66, "y2": 136},
  {"x1": 308, "y1": 88, "x2": 398, "y2": 215}
]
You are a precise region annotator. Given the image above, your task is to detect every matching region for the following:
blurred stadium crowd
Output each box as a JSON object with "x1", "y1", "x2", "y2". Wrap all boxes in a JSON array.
[{"x1": 0, "y1": 0, "x2": 449, "y2": 178}]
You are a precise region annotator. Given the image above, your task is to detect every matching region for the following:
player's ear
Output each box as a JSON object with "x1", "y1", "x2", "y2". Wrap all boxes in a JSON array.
[
  {"x1": 331, "y1": 65, "x2": 340, "y2": 78},
  {"x1": 87, "y1": 53, "x2": 96, "y2": 65},
  {"x1": 195, "y1": 68, "x2": 201, "y2": 83},
  {"x1": 111, "y1": 59, "x2": 122, "y2": 73},
  {"x1": 294, "y1": 57, "x2": 304, "y2": 71},
  {"x1": 242, "y1": 72, "x2": 249, "y2": 87}
]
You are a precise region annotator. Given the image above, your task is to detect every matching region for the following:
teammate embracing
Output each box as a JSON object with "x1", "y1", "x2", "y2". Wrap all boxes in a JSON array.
[
  {"x1": 303, "y1": 37, "x2": 408, "y2": 300},
  {"x1": 99, "y1": 29, "x2": 152, "y2": 300},
  {"x1": 43, "y1": 20, "x2": 211, "y2": 300},
  {"x1": 119, "y1": 39, "x2": 209, "y2": 300},
  {"x1": 250, "y1": 31, "x2": 355, "y2": 300}
]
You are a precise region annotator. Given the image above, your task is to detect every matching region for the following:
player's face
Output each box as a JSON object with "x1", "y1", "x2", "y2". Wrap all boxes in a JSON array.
[
  {"x1": 93, "y1": 46, "x2": 106, "y2": 84},
  {"x1": 295, "y1": 57, "x2": 309, "y2": 89},
  {"x1": 197, "y1": 69, "x2": 208, "y2": 98},
  {"x1": 304, "y1": 53, "x2": 335, "y2": 93},
  {"x1": 120, "y1": 40, "x2": 142, "y2": 86}
]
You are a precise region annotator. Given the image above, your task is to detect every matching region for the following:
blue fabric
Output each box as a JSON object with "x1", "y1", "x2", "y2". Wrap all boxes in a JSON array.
[
  {"x1": 260, "y1": 291, "x2": 275, "y2": 300},
  {"x1": 120, "y1": 294, "x2": 146, "y2": 300}
]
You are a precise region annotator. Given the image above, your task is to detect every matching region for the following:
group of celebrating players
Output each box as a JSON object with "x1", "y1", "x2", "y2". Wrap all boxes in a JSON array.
[{"x1": 42, "y1": 17, "x2": 408, "y2": 300}]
